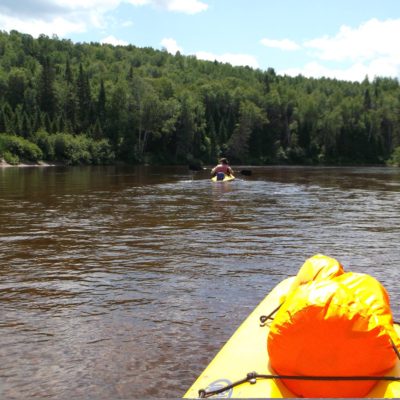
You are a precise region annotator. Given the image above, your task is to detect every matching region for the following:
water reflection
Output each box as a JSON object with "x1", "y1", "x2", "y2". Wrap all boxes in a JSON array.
[{"x1": 0, "y1": 165, "x2": 399, "y2": 398}]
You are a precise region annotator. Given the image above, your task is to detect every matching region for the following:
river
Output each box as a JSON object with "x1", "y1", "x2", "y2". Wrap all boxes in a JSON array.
[{"x1": 1, "y1": 165, "x2": 400, "y2": 398}]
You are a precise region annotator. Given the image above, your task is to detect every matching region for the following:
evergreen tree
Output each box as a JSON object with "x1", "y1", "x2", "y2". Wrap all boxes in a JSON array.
[
  {"x1": 76, "y1": 63, "x2": 92, "y2": 133},
  {"x1": 97, "y1": 79, "x2": 106, "y2": 124},
  {"x1": 65, "y1": 58, "x2": 73, "y2": 84},
  {"x1": 38, "y1": 56, "x2": 57, "y2": 118},
  {"x1": 0, "y1": 29, "x2": 400, "y2": 166},
  {"x1": 7, "y1": 68, "x2": 26, "y2": 109}
]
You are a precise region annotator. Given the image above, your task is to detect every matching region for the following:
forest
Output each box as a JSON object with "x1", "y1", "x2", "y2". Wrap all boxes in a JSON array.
[{"x1": 1, "y1": 29, "x2": 400, "y2": 166}]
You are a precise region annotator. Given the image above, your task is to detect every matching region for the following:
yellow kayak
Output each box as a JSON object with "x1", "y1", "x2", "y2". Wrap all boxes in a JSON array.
[
  {"x1": 211, "y1": 174, "x2": 235, "y2": 182},
  {"x1": 183, "y1": 276, "x2": 400, "y2": 398}
]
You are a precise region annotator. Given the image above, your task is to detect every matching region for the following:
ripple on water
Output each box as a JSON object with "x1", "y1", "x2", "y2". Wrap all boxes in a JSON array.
[{"x1": 0, "y1": 166, "x2": 399, "y2": 398}]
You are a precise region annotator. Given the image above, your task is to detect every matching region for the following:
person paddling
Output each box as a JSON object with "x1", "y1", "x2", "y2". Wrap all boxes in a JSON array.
[{"x1": 211, "y1": 158, "x2": 234, "y2": 180}]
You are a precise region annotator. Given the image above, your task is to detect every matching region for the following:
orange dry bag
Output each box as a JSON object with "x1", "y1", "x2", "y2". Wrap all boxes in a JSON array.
[
  {"x1": 286, "y1": 253, "x2": 344, "y2": 293},
  {"x1": 268, "y1": 257, "x2": 400, "y2": 398}
]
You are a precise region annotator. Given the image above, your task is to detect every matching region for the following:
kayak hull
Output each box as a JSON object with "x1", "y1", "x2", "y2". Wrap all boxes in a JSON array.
[
  {"x1": 184, "y1": 276, "x2": 400, "y2": 398},
  {"x1": 211, "y1": 174, "x2": 235, "y2": 182}
]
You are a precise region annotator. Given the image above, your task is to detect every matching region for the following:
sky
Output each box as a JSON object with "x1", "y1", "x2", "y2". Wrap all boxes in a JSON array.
[{"x1": 1, "y1": 0, "x2": 400, "y2": 82}]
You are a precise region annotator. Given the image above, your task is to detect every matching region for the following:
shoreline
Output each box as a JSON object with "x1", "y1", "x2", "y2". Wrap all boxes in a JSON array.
[
  {"x1": 0, "y1": 159, "x2": 396, "y2": 169},
  {"x1": 0, "y1": 159, "x2": 62, "y2": 168}
]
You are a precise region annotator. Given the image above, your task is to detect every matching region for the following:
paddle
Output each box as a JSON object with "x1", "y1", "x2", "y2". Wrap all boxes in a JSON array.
[
  {"x1": 189, "y1": 165, "x2": 253, "y2": 176},
  {"x1": 188, "y1": 163, "x2": 205, "y2": 171}
]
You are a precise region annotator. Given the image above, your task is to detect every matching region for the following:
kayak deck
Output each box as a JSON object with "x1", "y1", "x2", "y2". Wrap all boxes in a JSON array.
[
  {"x1": 184, "y1": 276, "x2": 400, "y2": 398},
  {"x1": 211, "y1": 174, "x2": 235, "y2": 182}
]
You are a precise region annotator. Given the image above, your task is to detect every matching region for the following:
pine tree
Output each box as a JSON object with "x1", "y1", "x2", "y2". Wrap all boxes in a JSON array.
[
  {"x1": 2, "y1": 103, "x2": 15, "y2": 134},
  {"x1": 65, "y1": 58, "x2": 73, "y2": 84},
  {"x1": 0, "y1": 107, "x2": 6, "y2": 132},
  {"x1": 39, "y1": 56, "x2": 57, "y2": 118},
  {"x1": 97, "y1": 79, "x2": 106, "y2": 124},
  {"x1": 22, "y1": 111, "x2": 33, "y2": 138},
  {"x1": 76, "y1": 63, "x2": 92, "y2": 133}
]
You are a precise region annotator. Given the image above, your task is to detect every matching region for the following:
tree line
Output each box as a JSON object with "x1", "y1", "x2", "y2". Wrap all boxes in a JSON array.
[{"x1": 1, "y1": 29, "x2": 400, "y2": 166}]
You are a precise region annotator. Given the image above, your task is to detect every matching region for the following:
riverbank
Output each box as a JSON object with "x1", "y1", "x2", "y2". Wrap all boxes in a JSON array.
[{"x1": 0, "y1": 159, "x2": 62, "y2": 167}]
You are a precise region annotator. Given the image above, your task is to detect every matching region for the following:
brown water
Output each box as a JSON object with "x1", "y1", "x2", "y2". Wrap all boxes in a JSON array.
[{"x1": 1, "y1": 165, "x2": 400, "y2": 399}]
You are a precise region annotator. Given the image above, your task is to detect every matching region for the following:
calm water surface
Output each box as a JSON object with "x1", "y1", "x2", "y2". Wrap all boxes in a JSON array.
[{"x1": 1, "y1": 165, "x2": 400, "y2": 398}]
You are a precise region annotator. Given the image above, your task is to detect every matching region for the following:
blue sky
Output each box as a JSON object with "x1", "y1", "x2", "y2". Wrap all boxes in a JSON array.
[{"x1": 1, "y1": 0, "x2": 400, "y2": 81}]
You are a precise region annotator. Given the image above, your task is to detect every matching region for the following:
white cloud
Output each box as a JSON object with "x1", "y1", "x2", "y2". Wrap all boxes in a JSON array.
[
  {"x1": 0, "y1": 0, "x2": 116, "y2": 36},
  {"x1": 57, "y1": 0, "x2": 121, "y2": 12},
  {"x1": 0, "y1": 0, "x2": 208, "y2": 39},
  {"x1": 260, "y1": 38, "x2": 300, "y2": 51},
  {"x1": 127, "y1": 0, "x2": 151, "y2": 5},
  {"x1": 162, "y1": 0, "x2": 208, "y2": 14},
  {"x1": 280, "y1": 60, "x2": 400, "y2": 82},
  {"x1": 0, "y1": 13, "x2": 87, "y2": 37},
  {"x1": 281, "y1": 62, "x2": 365, "y2": 82},
  {"x1": 127, "y1": 0, "x2": 208, "y2": 14},
  {"x1": 121, "y1": 20, "x2": 134, "y2": 27},
  {"x1": 368, "y1": 57, "x2": 400, "y2": 78},
  {"x1": 280, "y1": 18, "x2": 400, "y2": 81},
  {"x1": 196, "y1": 51, "x2": 259, "y2": 69},
  {"x1": 161, "y1": 38, "x2": 183, "y2": 54},
  {"x1": 101, "y1": 35, "x2": 128, "y2": 46},
  {"x1": 304, "y1": 18, "x2": 400, "y2": 62}
]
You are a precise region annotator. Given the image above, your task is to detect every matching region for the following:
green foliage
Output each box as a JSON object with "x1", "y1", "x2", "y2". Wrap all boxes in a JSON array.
[
  {"x1": 88, "y1": 138, "x2": 115, "y2": 165},
  {"x1": 228, "y1": 100, "x2": 267, "y2": 163},
  {"x1": 0, "y1": 133, "x2": 42, "y2": 161},
  {"x1": 33, "y1": 129, "x2": 55, "y2": 159},
  {"x1": 52, "y1": 133, "x2": 90, "y2": 164},
  {"x1": 1, "y1": 30, "x2": 400, "y2": 166},
  {"x1": 387, "y1": 146, "x2": 400, "y2": 166},
  {"x1": 3, "y1": 151, "x2": 19, "y2": 165},
  {"x1": 32, "y1": 130, "x2": 115, "y2": 165}
]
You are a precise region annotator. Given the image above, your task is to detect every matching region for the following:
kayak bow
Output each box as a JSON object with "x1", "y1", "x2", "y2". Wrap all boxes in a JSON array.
[{"x1": 184, "y1": 276, "x2": 400, "y2": 398}]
